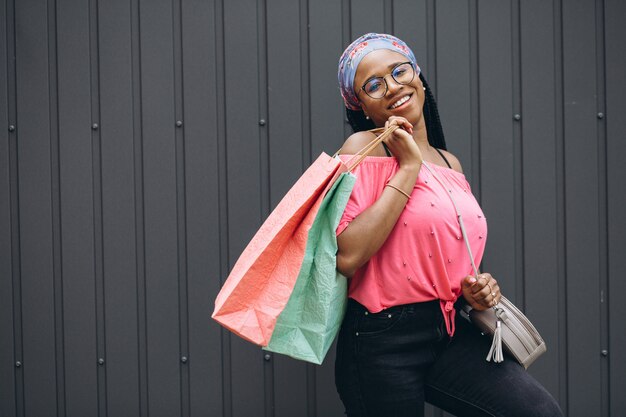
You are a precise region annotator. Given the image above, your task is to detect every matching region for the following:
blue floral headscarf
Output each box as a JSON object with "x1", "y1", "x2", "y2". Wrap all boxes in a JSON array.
[{"x1": 338, "y1": 33, "x2": 418, "y2": 111}]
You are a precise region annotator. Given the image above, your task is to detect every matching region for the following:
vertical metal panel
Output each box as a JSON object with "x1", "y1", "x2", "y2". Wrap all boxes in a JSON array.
[
  {"x1": 180, "y1": 0, "x2": 225, "y2": 415},
  {"x1": 222, "y1": 1, "x2": 266, "y2": 416},
  {"x1": 214, "y1": 1, "x2": 233, "y2": 415},
  {"x1": 267, "y1": 0, "x2": 304, "y2": 208},
  {"x1": 138, "y1": 0, "x2": 182, "y2": 415},
  {"x1": 605, "y1": 0, "x2": 626, "y2": 416},
  {"x1": 562, "y1": 0, "x2": 603, "y2": 415},
  {"x1": 88, "y1": 0, "x2": 108, "y2": 412},
  {"x1": 519, "y1": 0, "x2": 562, "y2": 398},
  {"x1": 350, "y1": 0, "x2": 384, "y2": 38},
  {"x1": 48, "y1": 2, "x2": 68, "y2": 414},
  {"x1": 171, "y1": 0, "x2": 191, "y2": 415},
  {"x1": 434, "y1": 0, "x2": 472, "y2": 175},
  {"x1": 393, "y1": 0, "x2": 428, "y2": 70},
  {"x1": 14, "y1": 0, "x2": 58, "y2": 414},
  {"x1": 55, "y1": 0, "x2": 99, "y2": 414},
  {"x1": 309, "y1": 0, "x2": 345, "y2": 156},
  {"x1": 0, "y1": 0, "x2": 17, "y2": 415},
  {"x1": 593, "y1": 0, "x2": 610, "y2": 412},
  {"x1": 98, "y1": 0, "x2": 141, "y2": 414},
  {"x1": 477, "y1": 0, "x2": 517, "y2": 296},
  {"x1": 548, "y1": 0, "x2": 569, "y2": 409},
  {"x1": 467, "y1": 0, "x2": 481, "y2": 193},
  {"x1": 130, "y1": 0, "x2": 150, "y2": 414}
]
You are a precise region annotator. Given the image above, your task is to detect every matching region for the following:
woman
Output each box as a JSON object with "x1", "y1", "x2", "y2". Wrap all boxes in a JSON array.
[{"x1": 334, "y1": 33, "x2": 563, "y2": 417}]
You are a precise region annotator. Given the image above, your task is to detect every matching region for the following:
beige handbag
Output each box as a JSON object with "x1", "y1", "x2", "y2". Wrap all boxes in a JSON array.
[{"x1": 421, "y1": 162, "x2": 547, "y2": 369}]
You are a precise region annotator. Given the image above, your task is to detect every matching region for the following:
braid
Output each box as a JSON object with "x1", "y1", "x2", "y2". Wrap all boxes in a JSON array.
[
  {"x1": 420, "y1": 73, "x2": 447, "y2": 150},
  {"x1": 346, "y1": 107, "x2": 376, "y2": 133},
  {"x1": 345, "y1": 73, "x2": 447, "y2": 151}
]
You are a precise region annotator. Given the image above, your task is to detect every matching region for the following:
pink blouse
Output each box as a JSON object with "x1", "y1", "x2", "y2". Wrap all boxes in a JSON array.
[{"x1": 337, "y1": 155, "x2": 488, "y2": 336}]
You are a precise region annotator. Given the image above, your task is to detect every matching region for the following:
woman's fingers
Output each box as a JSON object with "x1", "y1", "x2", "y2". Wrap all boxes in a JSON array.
[
  {"x1": 392, "y1": 117, "x2": 413, "y2": 134},
  {"x1": 385, "y1": 116, "x2": 413, "y2": 134},
  {"x1": 470, "y1": 273, "x2": 500, "y2": 307}
]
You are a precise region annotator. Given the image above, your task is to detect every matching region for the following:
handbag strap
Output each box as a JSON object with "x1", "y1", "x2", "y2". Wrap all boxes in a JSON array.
[
  {"x1": 420, "y1": 162, "x2": 480, "y2": 279},
  {"x1": 422, "y1": 162, "x2": 506, "y2": 363}
]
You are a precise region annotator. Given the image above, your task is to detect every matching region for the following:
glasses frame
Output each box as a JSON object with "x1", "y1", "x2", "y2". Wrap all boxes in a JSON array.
[{"x1": 359, "y1": 61, "x2": 417, "y2": 100}]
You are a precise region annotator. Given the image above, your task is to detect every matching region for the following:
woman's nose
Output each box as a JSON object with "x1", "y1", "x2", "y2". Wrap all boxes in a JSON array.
[{"x1": 384, "y1": 75, "x2": 403, "y2": 94}]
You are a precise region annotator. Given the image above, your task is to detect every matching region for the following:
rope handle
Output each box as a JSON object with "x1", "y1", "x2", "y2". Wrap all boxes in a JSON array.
[{"x1": 334, "y1": 125, "x2": 399, "y2": 172}]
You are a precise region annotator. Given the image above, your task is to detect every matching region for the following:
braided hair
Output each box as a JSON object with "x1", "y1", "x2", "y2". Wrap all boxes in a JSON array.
[{"x1": 345, "y1": 73, "x2": 447, "y2": 151}]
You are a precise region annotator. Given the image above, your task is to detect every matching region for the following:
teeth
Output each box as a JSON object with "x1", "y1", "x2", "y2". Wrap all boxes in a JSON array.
[{"x1": 390, "y1": 95, "x2": 410, "y2": 109}]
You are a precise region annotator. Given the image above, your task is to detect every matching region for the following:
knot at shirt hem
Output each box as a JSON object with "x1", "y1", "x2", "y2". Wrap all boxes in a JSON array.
[{"x1": 440, "y1": 299, "x2": 457, "y2": 337}]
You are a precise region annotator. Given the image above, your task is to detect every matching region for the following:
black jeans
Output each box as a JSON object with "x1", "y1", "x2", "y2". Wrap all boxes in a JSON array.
[{"x1": 335, "y1": 299, "x2": 564, "y2": 417}]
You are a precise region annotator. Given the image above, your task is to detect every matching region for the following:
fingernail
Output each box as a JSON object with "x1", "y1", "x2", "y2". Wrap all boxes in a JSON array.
[{"x1": 469, "y1": 277, "x2": 476, "y2": 283}]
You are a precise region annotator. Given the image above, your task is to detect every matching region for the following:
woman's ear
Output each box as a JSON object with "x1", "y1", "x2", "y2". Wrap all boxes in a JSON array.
[{"x1": 359, "y1": 103, "x2": 370, "y2": 120}]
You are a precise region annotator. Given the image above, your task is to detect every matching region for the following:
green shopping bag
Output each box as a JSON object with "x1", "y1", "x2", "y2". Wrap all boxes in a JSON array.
[{"x1": 264, "y1": 171, "x2": 356, "y2": 364}]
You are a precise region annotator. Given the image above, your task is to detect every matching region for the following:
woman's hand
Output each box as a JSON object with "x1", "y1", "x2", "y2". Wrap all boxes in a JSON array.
[
  {"x1": 461, "y1": 273, "x2": 501, "y2": 311},
  {"x1": 383, "y1": 116, "x2": 422, "y2": 169}
]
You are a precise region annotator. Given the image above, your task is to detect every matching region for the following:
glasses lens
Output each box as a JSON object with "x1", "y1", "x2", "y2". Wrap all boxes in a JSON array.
[
  {"x1": 364, "y1": 78, "x2": 386, "y2": 99},
  {"x1": 392, "y1": 63, "x2": 414, "y2": 85}
]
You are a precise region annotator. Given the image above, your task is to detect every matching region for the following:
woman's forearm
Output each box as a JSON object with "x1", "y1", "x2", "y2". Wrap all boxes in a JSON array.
[{"x1": 336, "y1": 163, "x2": 421, "y2": 277}]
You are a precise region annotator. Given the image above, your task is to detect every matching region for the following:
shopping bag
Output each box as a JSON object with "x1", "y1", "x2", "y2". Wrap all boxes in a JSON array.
[
  {"x1": 212, "y1": 125, "x2": 397, "y2": 350},
  {"x1": 264, "y1": 172, "x2": 356, "y2": 364},
  {"x1": 212, "y1": 153, "x2": 345, "y2": 345}
]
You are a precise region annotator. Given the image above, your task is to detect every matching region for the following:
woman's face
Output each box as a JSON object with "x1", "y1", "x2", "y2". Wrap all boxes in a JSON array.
[{"x1": 353, "y1": 49, "x2": 425, "y2": 127}]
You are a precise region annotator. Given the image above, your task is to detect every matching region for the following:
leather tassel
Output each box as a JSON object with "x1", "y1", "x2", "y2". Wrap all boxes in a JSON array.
[{"x1": 486, "y1": 319, "x2": 504, "y2": 363}]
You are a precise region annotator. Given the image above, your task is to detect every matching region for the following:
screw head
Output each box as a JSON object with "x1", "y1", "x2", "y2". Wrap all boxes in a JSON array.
[
  {"x1": 176, "y1": 120, "x2": 183, "y2": 127},
  {"x1": 98, "y1": 358, "x2": 105, "y2": 365},
  {"x1": 8, "y1": 125, "x2": 15, "y2": 132},
  {"x1": 263, "y1": 353, "x2": 271, "y2": 361},
  {"x1": 181, "y1": 356, "x2": 188, "y2": 363},
  {"x1": 92, "y1": 123, "x2": 99, "y2": 130},
  {"x1": 601, "y1": 350, "x2": 608, "y2": 357},
  {"x1": 513, "y1": 114, "x2": 521, "y2": 121},
  {"x1": 15, "y1": 361, "x2": 22, "y2": 368},
  {"x1": 259, "y1": 119, "x2": 266, "y2": 126},
  {"x1": 597, "y1": 112, "x2": 604, "y2": 119}
]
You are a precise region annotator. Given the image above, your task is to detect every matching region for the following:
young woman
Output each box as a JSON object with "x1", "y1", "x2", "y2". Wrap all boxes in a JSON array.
[{"x1": 334, "y1": 33, "x2": 563, "y2": 417}]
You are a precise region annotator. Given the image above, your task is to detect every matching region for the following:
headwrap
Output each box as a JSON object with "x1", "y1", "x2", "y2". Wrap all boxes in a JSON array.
[{"x1": 338, "y1": 33, "x2": 418, "y2": 111}]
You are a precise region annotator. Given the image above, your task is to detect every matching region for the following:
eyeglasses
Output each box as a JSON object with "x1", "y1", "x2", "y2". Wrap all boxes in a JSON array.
[{"x1": 359, "y1": 62, "x2": 418, "y2": 100}]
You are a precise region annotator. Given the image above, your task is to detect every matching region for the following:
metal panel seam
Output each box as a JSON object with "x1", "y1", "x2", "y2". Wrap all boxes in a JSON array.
[
  {"x1": 89, "y1": 0, "x2": 108, "y2": 414},
  {"x1": 215, "y1": 0, "x2": 232, "y2": 415},
  {"x1": 7, "y1": 0, "x2": 24, "y2": 414},
  {"x1": 130, "y1": 0, "x2": 149, "y2": 415},
  {"x1": 48, "y1": 0, "x2": 67, "y2": 414},
  {"x1": 510, "y1": 0, "x2": 525, "y2": 308},
  {"x1": 172, "y1": 0, "x2": 191, "y2": 414},
  {"x1": 594, "y1": 0, "x2": 610, "y2": 414},
  {"x1": 553, "y1": 0, "x2": 568, "y2": 411}
]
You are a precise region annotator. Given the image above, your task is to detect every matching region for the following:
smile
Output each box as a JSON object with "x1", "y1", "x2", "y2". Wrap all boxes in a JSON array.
[{"x1": 389, "y1": 94, "x2": 412, "y2": 109}]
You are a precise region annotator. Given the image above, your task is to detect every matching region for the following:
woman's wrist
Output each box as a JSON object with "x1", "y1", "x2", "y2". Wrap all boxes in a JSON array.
[{"x1": 398, "y1": 160, "x2": 422, "y2": 175}]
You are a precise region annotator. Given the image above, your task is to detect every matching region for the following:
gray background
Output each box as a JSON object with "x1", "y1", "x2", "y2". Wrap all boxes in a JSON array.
[{"x1": 1, "y1": 0, "x2": 624, "y2": 416}]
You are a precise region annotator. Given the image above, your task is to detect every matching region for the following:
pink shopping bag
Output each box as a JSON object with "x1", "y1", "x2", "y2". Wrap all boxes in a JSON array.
[{"x1": 212, "y1": 153, "x2": 346, "y2": 345}]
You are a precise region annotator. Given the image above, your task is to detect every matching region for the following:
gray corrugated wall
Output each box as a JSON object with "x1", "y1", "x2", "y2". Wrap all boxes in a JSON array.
[{"x1": 1, "y1": 0, "x2": 624, "y2": 416}]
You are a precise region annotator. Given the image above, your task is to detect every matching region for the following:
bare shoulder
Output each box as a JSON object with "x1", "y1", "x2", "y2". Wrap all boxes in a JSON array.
[
  {"x1": 439, "y1": 149, "x2": 463, "y2": 174},
  {"x1": 338, "y1": 131, "x2": 385, "y2": 156}
]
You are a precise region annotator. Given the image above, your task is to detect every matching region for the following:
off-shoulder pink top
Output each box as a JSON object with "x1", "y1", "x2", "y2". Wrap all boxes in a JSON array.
[{"x1": 336, "y1": 155, "x2": 488, "y2": 336}]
